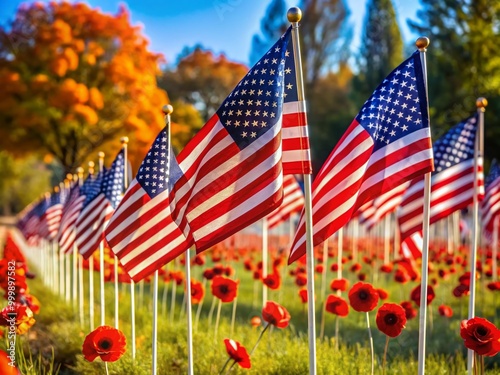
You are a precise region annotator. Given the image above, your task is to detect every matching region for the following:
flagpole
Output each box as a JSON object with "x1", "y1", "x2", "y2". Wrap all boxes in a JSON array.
[
  {"x1": 98, "y1": 151, "x2": 106, "y2": 326},
  {"x1": 288, "y1": 7, "x2": 316, "y2": 375},
  {"x1": 87, "y1": 162, "x2": 96, "y2": 331},
  {"x1": 494, "y1": 216, "x2": 499, "y2": 281},
  {"x1": 416, "y1": 36, "x2": 432, "y2": 375},
  {"x1": 112, "y1": 137, "x2": 128, "y2": 330},
  {"x1": 467, "y1": 97, "x2": 487, "y2": 375},
  {"x1": 262, "y1": 217, "x2": 269, "y2": 306}
]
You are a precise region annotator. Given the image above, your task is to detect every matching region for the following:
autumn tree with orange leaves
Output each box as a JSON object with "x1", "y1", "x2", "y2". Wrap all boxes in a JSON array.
[
  {"x1": 160, "y1": 46, "x2": 248, "y2": 122},
  {"x1": 0, "y1": 2, "x2": 187, "y2": 173}
]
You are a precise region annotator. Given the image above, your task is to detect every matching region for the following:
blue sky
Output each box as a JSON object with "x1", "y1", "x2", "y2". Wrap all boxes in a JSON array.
[{"x1": 0, "y1": 0, "x2": 423, "y2": 66}]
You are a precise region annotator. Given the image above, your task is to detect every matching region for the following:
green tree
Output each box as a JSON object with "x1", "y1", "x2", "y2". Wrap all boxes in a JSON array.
[
  {"x1": 354, "y1": 0, "x2": 403, "y2": 103},
  {"x1": 298, "y1": 0, "x2": 352, "y2": 94},
  {"x1": 408, "y1": 0, "x2": 500, "y2": 161},
  {"x1": 249, "y1": 0, "x2": 288, "y2": 65},
  {"x1": 0, "y1": 152, "x2": 52, "y2": 215}
]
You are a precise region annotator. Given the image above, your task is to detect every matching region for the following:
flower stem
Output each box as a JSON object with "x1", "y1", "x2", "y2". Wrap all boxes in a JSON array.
[
  {"x1": 218, "y1": 357, "x2": 232, "y2": 375},
  {"x1": 225, "y1": 360, "x2": 237, "y2": 374},
  {"x1": 105, "y1": 361, "x2": 109, "y2": 375},
  {"x1": 382, "y1": 335, "x2": 390, "y2": 375},
  {"x1": 365, "y1": 312, "x2": 374, "y2": 375},
  {"x1": 230, "y1": 297, "x2": 238, "y2": 337},
  {"x1": 250, "y1": 323, "x2": 270, "y2": 355},
  {"x1": 214, "y1": 299, "x2": 222, "y2": 342}
]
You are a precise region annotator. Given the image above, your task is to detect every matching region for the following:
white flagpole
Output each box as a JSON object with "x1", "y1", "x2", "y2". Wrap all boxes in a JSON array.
[
  {"x1": 494, "y1": 216, "x2": 499, "y2": 281},
  {"x1": 467, "y1": 97, "x2": 487, "y2": 375},
  {"x1": 262, "y1": 217, "x2": 269, "y2": 306},
  {"x1": 86, "y1": 162, "x2": 95, "y2": 331},
  {"x1": 416, "y1": 36, "x2": 432, "y2": 375},
  {"x1": 384, "y1": 214, "x2": 390, "y2": 264},
  {"x1": 98, "y1": 152, "x2": 106, "y2": 326},
  {"x1": 113, "y1": 137, "x2": 128, "y2": 330},
  {"x1": 288, "y1": 7, "x2": 316, "y2": 375}
]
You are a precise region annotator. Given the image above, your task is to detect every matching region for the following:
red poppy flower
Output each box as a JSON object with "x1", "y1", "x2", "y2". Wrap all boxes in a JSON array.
[
  {"x1": 438, "y1": 304, "x2": 453, "y2": 318},
  {"x1": 250, "y1": 316, "x2": 261, "y2": 327},
  {"x1": 223, "y1": 339, "x2": 251, "y2": 369},
  {"x1": 350, "y1": 263, "x2": 362, "y2": 272},
  {"x1": 262, "y1": 301, "x2": 291, "y2": 328},
  {"x1": 263, "y1": 272, "x2": 281, "y2": 290},
  {"x1": 330, "y1": 278, "x2": 349, "y2": 292},
  {"x1": 0, "y1": 303, "x2": 35, "y2": 335},
  {"x1": 377, "y1": 288, "x2": 389, "y2": 300},
  {"x1": 203, "y1": 268, "x2": 215, "y2": 280},
  {"x1": 330, "y1": 263, "x2": 339, "y2": 272},
  {"x1": 213, "y1": 264, "x2": 225, "y2": 275},
  {"x1": 460, "y1": 317, "x2": 500, "y2": 356},
  {"x1": 400, "y1": 301, "x2": 417, "y2": 320},
  {"x1": 224, "y1": 266, "x2": 235, "y2": 276},
  {"x1": 0, "y1": 349, "x2": 18, "y2": 375},
  {"x1": 315, "y1": 264, "x2": 325, "y2": 273},
  {"x1": 394, "y1": 269, "x2": 411, "y2": 284},
  {"x1": 358, "y1": 273, "x2": 367, "y2": 281},
  {"x1": 298, "y1": 289, "x2": 308, "y2": 303},
  {"x1": 376, "y1": 303, "x2": 407, "y2": 338},
  {"x1": 190, "y1": 280, "x2": 205, "y2": 304},
  {"x1": 453, "y1": 284, "x2": 469, "y2": 297},
  {"x1": 82, "y1": 325, "x2": 126, "y2": 362},
  {"x1": 348, "y1": 282, "x2": 379, "y2": 312},
  {"x1": 295, "y1": 273, "x2": 307, "y2": 287},
  {"x1": 243, "y1": 259, "x2": 254, "y2": 271},
  {"x1": 253, "y1": 270, "x2": 262, "y2": 280},
  {"x1": 410, "y1": 284, "x2": 435, "y2": 307},
  {"x1": 193, "y1": 254, "x2": 205, "y2": 266},
  {"x1": 211, "y1": 276, "x2": 238, "y2": 303},
  {"x1": 380, "y1": 263, "x2": 393, "y2": 273},
  {"x1": 325, "y1": 295, "x2": 349, "y2": 317},
  {"x1": 487, "y1": 281, "x2": 500, "y2": 291}
]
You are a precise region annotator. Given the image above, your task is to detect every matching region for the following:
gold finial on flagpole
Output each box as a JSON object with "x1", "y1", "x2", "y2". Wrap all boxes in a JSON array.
[
  {"x1": 98, "y1": 152, "x2": 105, "y2": 159},
  {"x1": 476, "y1": 97, "x2": 488, "y2": 112},
  {"x1": 416, "y1": 37, "x2": 430, "y2": 51},
  {"x1": 121, "y1": 136, "x2": 129, "y2": 145},
  {"x1": 287, "y1": 7, "x2": 302, "y2": 23},
  {"x1": 162, "y1": 104, "x2": 173, "y2": 115},
  {"x1": 54, "y1": 186, "x2": 59, "y2": 193},
  {"x1": 88, "y1": 161, "x2": 95, "y2": 175},
  {"x1": 77, "y1": 167, "x2": 84, "y2": 179}
]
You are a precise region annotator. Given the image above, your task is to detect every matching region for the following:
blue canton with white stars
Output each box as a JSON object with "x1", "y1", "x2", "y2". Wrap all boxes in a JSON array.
[
  {"x1": 216, "y1": 27, "x2": 295, "y2": 150},
  {"x1": 357, "y1": 51, "x2": 427, "y2": 152},
  {"x1": 137, "y1": 129, "x2": 176, "y2": 199},
  {"x1": 433, "y1": 114, "x2": 477, "y2": 174},
  {"x1": 101, "y1": 150, "x2": 125, "y2": 209},
  {"x1": 81, "y1": 171, "x2": 104, "y2": 208},
  {"x1": 485, "y1": 160, "x2": 500, "y2": 187}
]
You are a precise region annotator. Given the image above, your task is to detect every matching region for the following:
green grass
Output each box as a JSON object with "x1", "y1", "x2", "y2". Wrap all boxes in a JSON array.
[{"x1": 3, "y1": 250, "x2": 500, "y2": 374}]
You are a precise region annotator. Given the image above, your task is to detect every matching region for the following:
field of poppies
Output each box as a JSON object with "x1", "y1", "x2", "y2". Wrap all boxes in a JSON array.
[{"x1": 1, "y1": 231, "x2": 500, "y2": 374}]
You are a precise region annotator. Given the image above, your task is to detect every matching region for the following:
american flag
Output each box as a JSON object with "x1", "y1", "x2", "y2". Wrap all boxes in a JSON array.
[
  {"x1": 57, "y1": 177, "x2": 91, "y2": 254},
  {"x1": 356, "y1": 181, "x2": 410, "y2": 231},
  {"x1": 398, "y1": 114, "x2": 484, "y2": 240},
  {"x1": 266, "y1": 174, "x2": 304, "y2": 229},
  {"x1": 401, "y1": 231, "x2": 423, "y2": 259},
  {"x1": 38, "y1": 189, "x2": 66, "y2": 240},
  {"x1": 76, "y1": 150, "x2": 124, "y2": 259},
  {"x1": 105, "y1": 129, "x2": 191, "y2": 282},
  {"x1": 481, "y1": 161, "x2": 500, "y2": 235},
  {"x1": 169, "y1": 27, "x2": 311, "y2": 253},
  {"x1": 16, "y1": 198, "x2": 44, "y2": 243},
  {"x1": 288, "y1": 51, "x2": 434, "y2": 264}
]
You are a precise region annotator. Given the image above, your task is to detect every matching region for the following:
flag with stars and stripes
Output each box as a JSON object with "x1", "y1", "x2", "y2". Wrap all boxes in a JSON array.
[
  {"x1": 38, "y1": 188, "x2": 66, "y2": 241},
  {"x1": 169, "y1": 26, "x2": 310, "y2": 253},
  {"x1": 398, "y1": 114, "x2": 484, "y2": 240},
  {"x1": 288, "y1": 51, "x2": 434, "y2": 264},
  {"x1": 266, "y1": 174, "x2": 304, "y2": 229},
  {"x1": 355, "y1": 181, "x2": 410, "y2": 231},
  {"x1": 481, "y1": 161, "x2": 500, "y2": 236},
  {"x1": 76, "y1": 150, "x2": 125, "y2": 259},
  {"x1": 105, "y1": 129, "x2": 192, "y2": 282},
  {"x1": 57, "y1": 176, "x2": 91, "y2": 254}
]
